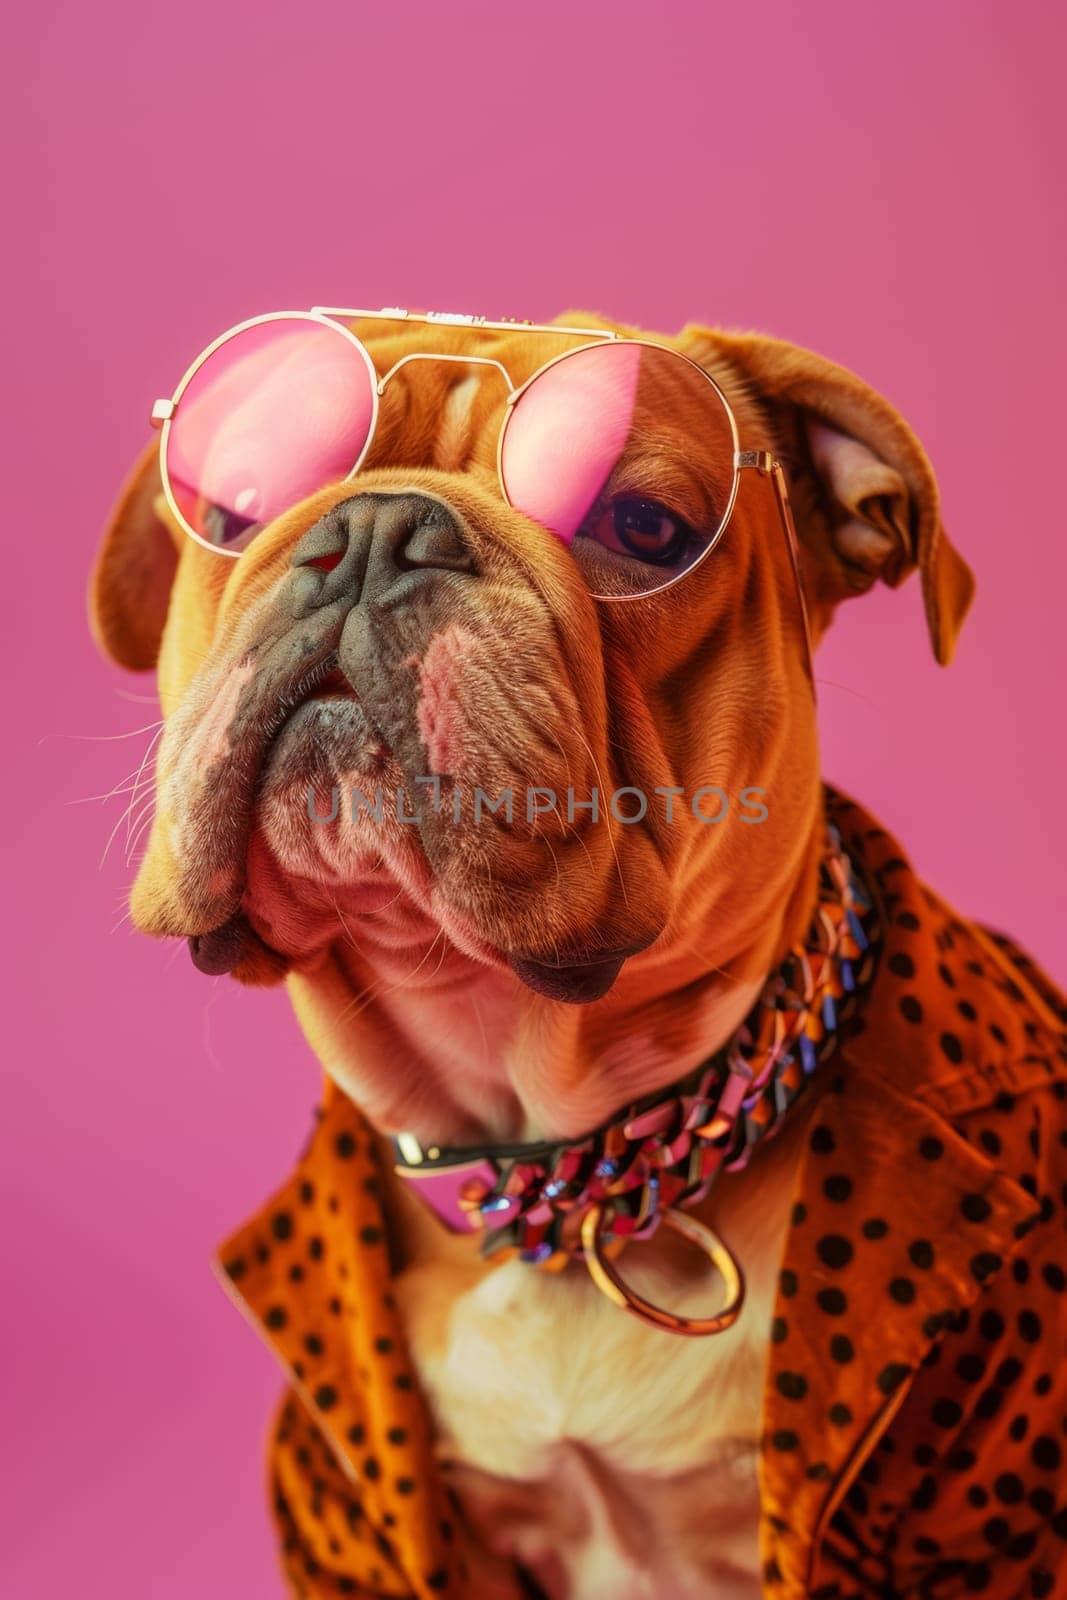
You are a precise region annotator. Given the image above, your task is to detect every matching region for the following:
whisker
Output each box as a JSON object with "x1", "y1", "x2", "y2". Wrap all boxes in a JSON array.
[
  {"x1": 38, "y1": 719, "x2": 164, "y2": 747},
  {"x1": 814, "y1": 676, "x2": 880, "y2": 707}
]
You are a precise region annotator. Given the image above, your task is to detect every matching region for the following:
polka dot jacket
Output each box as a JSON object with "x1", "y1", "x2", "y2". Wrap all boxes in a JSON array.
[{"x1": 216, "y1": 791, "x2": 1067, "y2": 1598}]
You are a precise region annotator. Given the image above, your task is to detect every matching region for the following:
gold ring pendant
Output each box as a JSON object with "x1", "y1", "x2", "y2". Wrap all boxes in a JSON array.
[{"x1": 580, "y1": 1204, "x2": 745, "y2": 1336}]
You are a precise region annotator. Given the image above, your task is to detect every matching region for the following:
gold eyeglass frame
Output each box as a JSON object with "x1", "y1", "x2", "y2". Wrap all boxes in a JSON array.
[{"x1": 150, "y1": 305, "x2": 814, "y2": 671}]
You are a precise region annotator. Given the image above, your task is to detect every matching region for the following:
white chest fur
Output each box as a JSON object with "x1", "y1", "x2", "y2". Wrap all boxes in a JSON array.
[{"x1": 393, "y1": 1114, "x2": 804, "y2": 1600}]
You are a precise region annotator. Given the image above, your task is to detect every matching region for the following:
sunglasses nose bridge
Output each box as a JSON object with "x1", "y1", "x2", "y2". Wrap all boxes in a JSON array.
[{"x1": 374, "y1": 350, "x2": 516, "y2": 397}]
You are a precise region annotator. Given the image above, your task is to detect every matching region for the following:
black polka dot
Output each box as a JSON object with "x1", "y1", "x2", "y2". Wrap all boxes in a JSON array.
[
  {"x1": 829, "y1": 1403, "x2": 852, "y2": 1425},
  {"x1": 780, "y1": 1268, "x2": 798, "y2": 1298},
  {"x1": 980, "y1": 1309, "x2": 1005, "y2": 1341},
  {"x1": 313, "y1": 1384, "x2": 338, "y2": 1411},
  {"x1": 771, "y1": 1316, "x2": 788, "y2": 1343},
  {"x1": 900, "y1": 996, "x2": 924, "y2": 1024},
  {"x1": 1032, "y1": 1436, "x2": 1061, "y2": 1471},
  {"x1": 976, "y1": 1386, "x2": 1004, "y2": 1419},
  {"x1": 1041, "y1": 1263, "x2": 1066, "y2": 1293},
  {"x1": 271, "y1": 1212, "x2": 293, "y2": 1241},
  {"x1": 830, "y1": 1335, "x2": 854, "y2": 1364},
  {"x1": 961, "y1": 1193, "x2": 992, "y2": 1223},
  {"x1": 889, "y1": 1277, "x2": 916, "y2": 1305},
  {"x1": 823, "y1": 1174, "x2": 853, "y2": 1203},
  {"x1": 862, "y1": 1218, "x2": 889, "y2": 1240},
  {"x1": 810, "y1": 1124, "x2": 836, "y2": 1154},
  {"x1": 909, "y1": 1239, "x2": 935, "y2": 1269},
  {"x1": 919, "y1": 1136, "x2": 944, "y2": 1161},
  {"x1": 932, "y1": 1397, "x2": 963, "y2": 1428},
  {"x1": 956, "y1": 1353, "x2": 986, "y2": 1384},
  {"x1": 993, "y1": 1473, "x2": 1024, "y2": 1505},
  {"x1": 335, "y1": 1131, "x2": 356, "y2": 1159},
  {"x1": 817, "y1": 1287, "x2": 847, "y2": 1316},
  {"x1": 817, "y1": 1234, "x2": 854, "y2": 1270},
  {"x1": 265, "y1": 1306, "x2": 287, "y2": 1330},
  {"x1": 771, "y1": 1429, "x2": 799, "y2": 1451},
  {"x1": 911, "y1": 1474, "x2": 937, "y2": 1512},
  {"x1": 776, "y1": 1372, "x2": 808, "y2": 1401},
  {"x1": 889, "y1": 953, "x2": 915, "y2": 978},
  {"x1": 1018, "y1": 1309, "x2": 1042, "y2": 1342},
  {"x1": 877, "y1": 1363, "x2": 911, "y2": 1395},
  {"x1": 971, "y1": 1251, "x2": 1002, "y2": 1283}
]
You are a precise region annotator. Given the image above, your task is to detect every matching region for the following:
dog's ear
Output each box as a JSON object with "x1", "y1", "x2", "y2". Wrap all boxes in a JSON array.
[
  {"x1": 89, "y1": 442, "x2": 182, "y2": 671},
  {"x1": 690, "y1": 330, "x2": 975, "y2": 664}
]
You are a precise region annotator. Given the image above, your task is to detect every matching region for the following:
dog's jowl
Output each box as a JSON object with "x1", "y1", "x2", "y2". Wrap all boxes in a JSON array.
[{"x1": 92, "y1": 307, "x2": 1067, "y2": 1600}]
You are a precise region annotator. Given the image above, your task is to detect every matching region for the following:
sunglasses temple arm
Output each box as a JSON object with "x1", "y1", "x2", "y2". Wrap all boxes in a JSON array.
[{"x1": 737, "y1": 452, "x2": 817, "y2": 699}]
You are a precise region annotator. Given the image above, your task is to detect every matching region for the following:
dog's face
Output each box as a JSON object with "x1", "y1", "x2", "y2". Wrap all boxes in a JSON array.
[{"x1": 91, "y1": 311, "x2": 972, "y2": 1127}]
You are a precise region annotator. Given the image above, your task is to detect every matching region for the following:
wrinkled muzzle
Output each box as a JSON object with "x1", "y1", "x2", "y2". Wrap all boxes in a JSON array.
[{"x1": 131, "y1": 481, "x2": 674, "y2": 1001}]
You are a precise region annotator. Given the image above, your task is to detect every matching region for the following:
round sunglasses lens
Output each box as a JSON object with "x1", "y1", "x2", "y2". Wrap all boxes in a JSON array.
[
  {"x1": 165, "y1": 318, "x2": 376, "y2": 552},
  {"x1": 500, "y1": 342, "x2": 737, "y2": 597}
]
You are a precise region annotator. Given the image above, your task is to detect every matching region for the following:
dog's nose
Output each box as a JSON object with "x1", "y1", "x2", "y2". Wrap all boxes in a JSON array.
[{"x1": 291, "y1": 491, "x2": 475, "y2": 606}]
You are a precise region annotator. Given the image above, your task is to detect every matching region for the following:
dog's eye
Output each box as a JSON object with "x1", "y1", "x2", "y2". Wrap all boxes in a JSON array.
[
  {"x1": 579, "y1": 496, "x2": 696, "y2": 567},
  {"x1": 202, "y1": 502, "x2": 261, "y2": 551}
]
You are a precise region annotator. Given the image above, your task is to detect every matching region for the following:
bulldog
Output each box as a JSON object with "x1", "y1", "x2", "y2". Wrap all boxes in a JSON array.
[{"x1": 90, "y1": 308, "x2": 1067, "y2": 1600}]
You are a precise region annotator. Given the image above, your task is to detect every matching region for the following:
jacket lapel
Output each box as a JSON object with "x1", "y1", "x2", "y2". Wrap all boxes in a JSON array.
[
  {"x1": 757, "y1": 794, "x2": 1048, "y2": 1596},
  {"x1": 215, "y1": 1083, "x2": 462, "y2": 1599}
]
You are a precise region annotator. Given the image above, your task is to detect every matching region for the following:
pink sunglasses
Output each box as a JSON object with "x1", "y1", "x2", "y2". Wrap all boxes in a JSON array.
[{"x1": 150, "y1": 305, "x2": 812, "y2": 649}]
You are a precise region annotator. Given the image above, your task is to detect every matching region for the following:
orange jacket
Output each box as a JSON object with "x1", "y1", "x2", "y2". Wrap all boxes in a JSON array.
[{"x1": 217, "y1": 793, "x2": 1067, "y2": 1598}]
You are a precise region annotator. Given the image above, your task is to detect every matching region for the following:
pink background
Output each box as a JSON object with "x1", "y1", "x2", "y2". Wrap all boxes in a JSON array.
[{"x1": 5, "y1": 2, "x2": 1065, "y2": 1595}]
